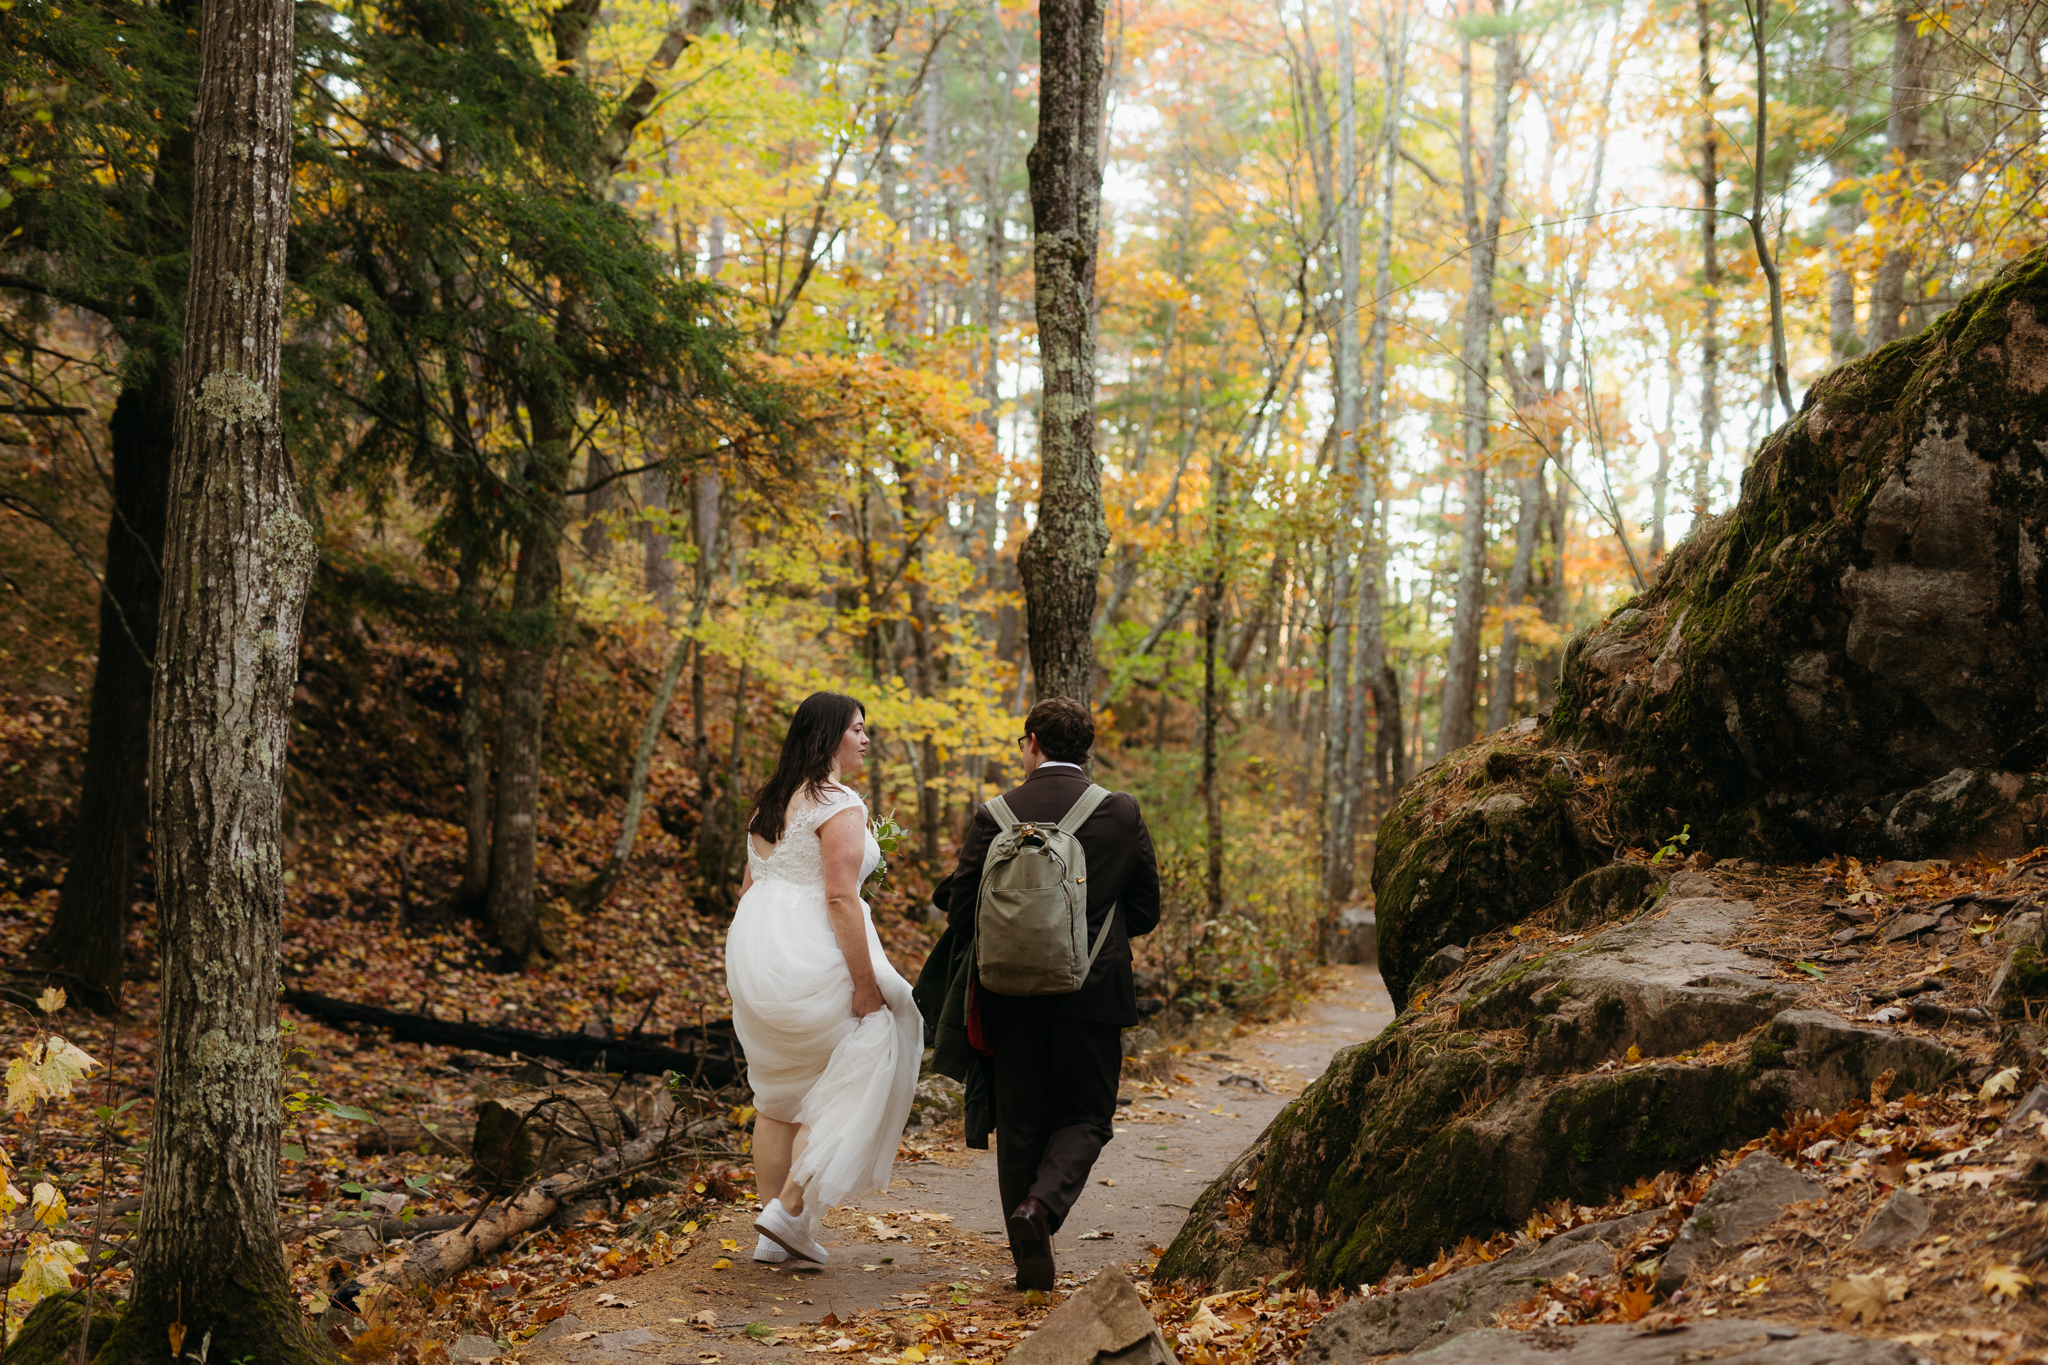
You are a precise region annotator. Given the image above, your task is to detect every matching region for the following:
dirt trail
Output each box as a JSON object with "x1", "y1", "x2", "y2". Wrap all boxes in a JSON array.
[{"x1": 524, "y1": 967, "x2": 1392, "y2": 1363}]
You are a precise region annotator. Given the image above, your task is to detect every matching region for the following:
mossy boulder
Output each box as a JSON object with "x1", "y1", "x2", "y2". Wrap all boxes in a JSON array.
[
  {"x1": 12, "y1": 1291, "x2": 121, "y2": 1365},
  {"x1": 1555, "y1": 863, "x2": 1665, "y2": 932},
  {"x1": 1370, "y1": 720, "x2": 1603, "y2": 1006},
  {"x1": 1548, "y1": 251, "x2": 2048, "y2": 860},
  {"x1": 1158, "y1": 874, "x2": 1964, "y2": 1291}
]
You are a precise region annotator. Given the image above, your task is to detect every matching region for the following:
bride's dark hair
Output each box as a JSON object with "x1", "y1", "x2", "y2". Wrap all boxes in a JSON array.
[{"x1": 747, "y1": 691, "x2": 865, "y2": 845}]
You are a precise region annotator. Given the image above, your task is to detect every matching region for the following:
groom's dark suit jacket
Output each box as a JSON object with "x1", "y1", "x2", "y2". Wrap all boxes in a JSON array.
[{"x1": 936, "y1": 764, "x2": 1162, "y2": 1026}]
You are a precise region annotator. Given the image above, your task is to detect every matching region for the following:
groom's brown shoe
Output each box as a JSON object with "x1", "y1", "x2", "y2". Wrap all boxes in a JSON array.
[{"x1": 1007, "y1": 1196, "x2": 1055, "y2": 1291}]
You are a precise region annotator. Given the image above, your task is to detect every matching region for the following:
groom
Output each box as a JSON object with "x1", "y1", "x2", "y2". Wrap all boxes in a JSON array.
[{"x1": 940, "y1": 696, "x2": 1161, "y2": 1290}]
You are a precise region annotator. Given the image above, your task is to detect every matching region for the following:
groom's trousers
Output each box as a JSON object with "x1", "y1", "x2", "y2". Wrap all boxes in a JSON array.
[{"x1": 983, "y1": 993, "x2": 1121, "y2": 1234}]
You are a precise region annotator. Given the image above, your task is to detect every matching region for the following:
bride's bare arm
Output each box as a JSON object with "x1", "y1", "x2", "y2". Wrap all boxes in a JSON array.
[{"x1": 820, "y1": 805, "x2": 885, "y2": 1018}]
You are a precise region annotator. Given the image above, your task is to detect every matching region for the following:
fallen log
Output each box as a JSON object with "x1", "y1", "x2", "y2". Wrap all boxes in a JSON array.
[
  {"x1": 355, "y1": 1117, "x2": 475, "y2": 1158},
  {"x1": 282, "y1": 990, "x2": 743, "y2": 1085},
  {"x1": 338, "y1": 1099, "x2": 686, "y2": 1302}
]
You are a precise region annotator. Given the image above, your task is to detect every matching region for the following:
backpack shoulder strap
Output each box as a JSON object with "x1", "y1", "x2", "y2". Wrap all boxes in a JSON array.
[
  {"x1": 1055, "y1": 783, "x2": 1113, "y2": 836},
  {"x1": 984, "y1": 795, "x2": 1021, "y2": 834}
]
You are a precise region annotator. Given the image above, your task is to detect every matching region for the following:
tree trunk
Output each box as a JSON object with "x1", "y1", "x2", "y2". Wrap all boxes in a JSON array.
[
  {"x1": 1202, "y1": 457, "x2": 1225, "y2": 920},
  {"x1": 1826, "y1": 0, "x2": 1860, "y2": 362},
  {"x1": 484, "y1": 466, "x2": 565, "y2": 962},
  {"x1": 1323, "y1": 0, "x2": 1373, "y2": 910},
  {"x1": 1436, "y1": 18, "x2": 1514, "y2": 758},
  {"x1": 1698, "y1": 0, "x2": 1720, "y2": 516},
  {"x1": 100, "y1": 0, "x2": 326, "y2": 1348},
  {"x1": 1018, "y1": 0, "x2": 1107, "y2": 704},
  {"x1": 642, "y1": 469, "x2": 677, "y2": 618},
  {"x1": 1869, "y1": 5, "x2": 1925, "y2": 348},
  {"x1": 31, "y1": 368, "x2": 173, "y2": 1013},
  {"x1": 1650, "y1": 341, "x2": 1677, "y2": 560},
  {"x1": 454, "y1": 544, "x2": 493, "y2": 908},
  {"x1": 1357, "y1": 0, "x2": 1407, "y2": 810},
  {"x1": 1745, "y1": 0, "x2": 1793, "y2": 419},
  {"x1": 581, "y1": 449, "x2": 615, "y2": 563},
  {"x1": 1484, "y1": 469, "x2": 1543, "y2": 733}
]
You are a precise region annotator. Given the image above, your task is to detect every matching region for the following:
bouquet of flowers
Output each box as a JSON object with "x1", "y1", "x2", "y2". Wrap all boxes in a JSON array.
[{"x1": 865, "y1": 811, "x2": 907, "y2": 894}]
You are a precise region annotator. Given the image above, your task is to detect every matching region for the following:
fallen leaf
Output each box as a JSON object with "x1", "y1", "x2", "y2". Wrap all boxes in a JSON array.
[
  {"x1": 1632, "y1": 1311, "x2": 1689, "y2": 1335},
  {"x1": 1614, "y1": 1284, "x2": 1653, "y2": 1322},
  {"x1": 1981, "y1": 1066, "x2": 2022, "y2": 1103},
  {"x1": 1828, "y1": 1273, "x2": 1905, "y2": 1325},
  {"x1": 689, "y1": 1310, "x2": 718, "y2": 1326},
  {"x1": 712, "y1": 1258, "x2": 732, "y2": 1270},
  {"x1": 1983, "y1": 1264, "x2": 2032, "y2": 1299},
  {"x1": 1078, "y1": 1230, "x2": 1114, "y2": 1240},
  {"x1": 821, "y1": 1313, "x2": 841, "y2": 1328},
  {"x1": 720, "y1": 1239, "x2": 739, "y2": 1252}
]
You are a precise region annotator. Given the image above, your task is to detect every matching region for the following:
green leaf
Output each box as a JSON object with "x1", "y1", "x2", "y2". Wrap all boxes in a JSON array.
[
  {"x1": 340, "y1": 1182, "x2": 366, "y2": 1196},
  {"x1": 1793, "y1": 961, "x2": 1826, "y2": 979},
  {"x1": 280, "y1": 1144, "x2": 308, "y2": 1162},
  {"x1": 323, "y1": 1102, "x2": 376, "y2": 1123}
]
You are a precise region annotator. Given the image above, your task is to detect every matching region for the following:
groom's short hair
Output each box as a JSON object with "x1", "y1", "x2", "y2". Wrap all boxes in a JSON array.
[{"x1": 1025, "y1": 697, "x2": 1094, "y2": 764}]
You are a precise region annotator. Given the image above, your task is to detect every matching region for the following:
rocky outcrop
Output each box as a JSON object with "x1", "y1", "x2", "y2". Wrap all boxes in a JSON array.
[
  {"x1": 1552, "y1": 255, "x2": 2048, "y2": 862},
  {"x1": 1156, "y1": 878, "x2": 1963, "y2": 1293},
  {"x1": 1371, "y1": 720, "x2": 1605, "y2": 1002},
  {"x1": 1397, "y1": 1320, "x2": 1918, "y2": 1364},
  {"x1": 1366, "y1": 255, "x2": 2048, "y2": 1006},
  {"x1": 1654, "y1": 1153, "x2": 1819, "y2": 1294},
  {"x1": 1301, "y1": 1214, "x2": 1655, "y2": 1362}
]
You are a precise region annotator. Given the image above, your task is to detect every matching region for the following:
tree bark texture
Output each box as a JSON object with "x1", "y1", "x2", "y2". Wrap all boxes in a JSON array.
[
  {"x1": 1018, "y1": 0, "x2": 1107, "y2": 704},
  {"x1": 455, "y1": 542, "x2": 493, "y2": 907},
  {"x1": 1436, "y1": 21, "x2": 1513, "y2": 758},
  {"x1": 105, "y1": 0, "x2": 327, "y2": 1349},
  {"x1": 1869, "y1": 5, "x2": 1926, "y2": 348},
  {"x1": 1202, "y1": 456, "x2": 1225, "y2": 920},
  {"x1": 485, "y1": 464, "x2": 565, "y2": 960},
  {"x1": 34, "y1": 369, "x2": 172, "y2": 1012}
]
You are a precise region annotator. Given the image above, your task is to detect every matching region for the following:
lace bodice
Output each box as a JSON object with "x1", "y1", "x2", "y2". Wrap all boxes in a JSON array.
[{"x1": 747, "y1": 784, "x2": 881, "y2": 890}]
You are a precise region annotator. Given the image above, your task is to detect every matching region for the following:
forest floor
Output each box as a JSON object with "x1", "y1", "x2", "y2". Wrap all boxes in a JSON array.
[{"x1": 514, "y1": 967, "x2": 1394, "y2": 1365}]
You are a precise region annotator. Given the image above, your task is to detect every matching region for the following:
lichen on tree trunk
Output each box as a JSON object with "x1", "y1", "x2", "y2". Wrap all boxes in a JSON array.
[
  {"x1": 1017, "y1": 0, "x2": 1107, "y2": 704},
  {"x1": 96, "y1": 0, "x2": 335, "y2": 1348}
]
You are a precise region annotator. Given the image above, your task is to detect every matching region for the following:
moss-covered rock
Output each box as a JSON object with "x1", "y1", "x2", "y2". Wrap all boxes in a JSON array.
[
  {"x1": 1556, "y1": 864, "x2": 1664, "y2": 932},
  {"x1": 1159, "y1": 874, "x2": 1964, "y2": 1291},
  {"x1": 13, "y1": 1292, "x2": 121, "y2": 1365},
  {"x1": 1546, "y1": 252, "x2": 2048, "y2": 860},
  {"x1": 1370, "y1": 721, "x2": 1603, "y2": 1006}
]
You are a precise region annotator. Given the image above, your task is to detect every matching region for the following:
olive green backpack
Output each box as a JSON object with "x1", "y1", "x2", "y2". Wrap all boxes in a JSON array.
[{"x1": 974, "y1": 785, "x2": 1117, "y2": 996}]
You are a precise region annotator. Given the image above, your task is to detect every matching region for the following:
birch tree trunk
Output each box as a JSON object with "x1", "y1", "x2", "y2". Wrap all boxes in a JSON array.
[
  {"x1": 102, "y1": 0, "x2": 327, "y2": 1347},
  {"x1": 1359, "y1": 0, "x2": 1407, "y2": 807},
  {"x1": 1697, "y1": 0, "x2": 1720, "y2": 516},
  {"x1": 1018, "y1": 0, "x2": 1108, "y2": 704},
  {"x1": 1436, "y1": 16, "x2": 1514, "y2": 757},
  {"x1": 1321, "y1": 0, "x2": 1366, "y2": 909}
]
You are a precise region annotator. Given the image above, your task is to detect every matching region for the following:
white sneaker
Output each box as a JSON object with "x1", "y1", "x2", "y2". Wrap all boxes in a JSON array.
[
  {"x1": 753, "y1": 1198, "x2": 828, "y2": 1263},
  {"x1": 753, "y1": 1234, "x2": 788, "y2": 1264}
]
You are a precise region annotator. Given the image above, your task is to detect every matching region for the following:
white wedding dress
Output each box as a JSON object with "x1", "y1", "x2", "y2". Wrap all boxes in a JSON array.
[{"x1": 724, "y1": 785, "x2": 922, "y2": 1210}]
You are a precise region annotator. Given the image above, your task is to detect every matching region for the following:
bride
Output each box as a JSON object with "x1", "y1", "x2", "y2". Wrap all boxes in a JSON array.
[{"x1": 725, "y1": 691, "x2": 922, "y2": 1264}]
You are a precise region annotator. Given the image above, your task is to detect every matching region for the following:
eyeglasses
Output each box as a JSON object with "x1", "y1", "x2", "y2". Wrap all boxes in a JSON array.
[{"x1": 1015, "y1": 734, "x2": 1031, "y2": 751}]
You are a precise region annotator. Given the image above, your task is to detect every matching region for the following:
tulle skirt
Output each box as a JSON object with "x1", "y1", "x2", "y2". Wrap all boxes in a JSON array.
[{"x1": 724, "y1": 874, "x2": 922, "y2": 1210}]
